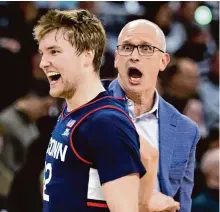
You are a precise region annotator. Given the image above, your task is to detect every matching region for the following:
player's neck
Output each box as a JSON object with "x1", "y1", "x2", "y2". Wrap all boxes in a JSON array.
[{"x1": 66, "y1": 75, "x2": 105, "y2": 112}]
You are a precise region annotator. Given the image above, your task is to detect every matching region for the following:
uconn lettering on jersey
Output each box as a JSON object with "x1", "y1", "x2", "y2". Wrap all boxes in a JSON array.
[{"x1": 46, "y1": 138, "x2": 68, "y2": 162}]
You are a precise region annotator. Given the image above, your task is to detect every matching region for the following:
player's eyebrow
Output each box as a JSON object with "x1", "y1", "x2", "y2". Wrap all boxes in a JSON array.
[{"x1": 39, "y1": 45, "x2": 62, "y2": 54}]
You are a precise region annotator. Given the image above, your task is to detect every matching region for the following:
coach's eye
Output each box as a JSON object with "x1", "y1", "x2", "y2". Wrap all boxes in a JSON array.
[
  {"x1": 122, "y1": 44, "x2": 133, "y2": 52},
  {"x1": 141, "y1": 45, "x2": 153, "y2": 53}
]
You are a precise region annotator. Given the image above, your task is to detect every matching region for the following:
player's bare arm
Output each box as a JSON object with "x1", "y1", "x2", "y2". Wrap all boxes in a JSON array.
[
  {"x1": 139, "y1": 135, "x2": 159, "y2": 210},
  {"x1": 102, "y1": 173, "x2": 140, "y2": 212},
  {"x1": 138, "y1": 136, "x2": 180, "y2": 212}
]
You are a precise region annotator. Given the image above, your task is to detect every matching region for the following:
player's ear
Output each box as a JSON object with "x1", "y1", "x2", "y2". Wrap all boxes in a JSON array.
[
  {"x1": 84, "y1": 50, "x2": 95, "y2": 68},
  {"x1": 114, "y1": 50, "x2": 118, "y2": 69}
]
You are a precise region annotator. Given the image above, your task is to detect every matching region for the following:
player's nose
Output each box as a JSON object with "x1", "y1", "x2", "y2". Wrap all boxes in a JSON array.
[{"x1": 39, "y1": 54, "x2": 51, "y2": 70}]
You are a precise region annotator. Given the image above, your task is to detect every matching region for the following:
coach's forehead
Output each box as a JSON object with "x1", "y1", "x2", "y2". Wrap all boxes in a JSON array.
[{"x1": 118, "y1": 20, "x2": 164, "y2": 49}]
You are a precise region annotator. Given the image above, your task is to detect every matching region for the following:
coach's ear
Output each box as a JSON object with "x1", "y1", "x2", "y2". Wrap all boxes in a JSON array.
[
  {"x1": 114, "y1": 50, "x2": 118, "y2": 69},
  {"x1": 159, "y1": 53, "x2": 170, "y2": 72},
  {"x1": 84, "y1": 50, "x2": 95, "y2": 68}
]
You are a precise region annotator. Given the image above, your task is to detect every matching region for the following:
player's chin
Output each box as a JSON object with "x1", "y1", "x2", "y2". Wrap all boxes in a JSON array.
[{"x1": 49, "y1": 89, "x2": 62, "y2": 98}]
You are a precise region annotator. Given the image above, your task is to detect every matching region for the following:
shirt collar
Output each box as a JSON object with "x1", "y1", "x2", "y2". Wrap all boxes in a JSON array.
[
  {"x1": 126, "y1": 89, "x2": 159, "y2": 119},
  {"x1": 152, "y1": 90, "x2": 159, "y2": 118},
  {"x1": 108, "y1": 79, "x2": 159, "y2": 118}
]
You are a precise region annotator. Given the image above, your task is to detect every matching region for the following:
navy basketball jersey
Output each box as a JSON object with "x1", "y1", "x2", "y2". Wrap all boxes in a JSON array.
[{"x1": 43, "y1": 91, "x2": 146, "y2": 212}]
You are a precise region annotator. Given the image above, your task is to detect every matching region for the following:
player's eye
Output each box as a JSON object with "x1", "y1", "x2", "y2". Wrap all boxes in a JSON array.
[{"x1": 51, "y1": 50, "x2": 59, "y2": 55}]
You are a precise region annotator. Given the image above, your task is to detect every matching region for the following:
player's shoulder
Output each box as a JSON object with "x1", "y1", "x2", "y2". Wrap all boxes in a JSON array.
[
  {"x1": 86, "y1": 106, "x2": 138, "y2": 146},
  {"x1": 97, "y1": 92, "x2": 127, "y2": 110},
  {"x1": 90, "y1": 106, "x2": 131, "y2": 124},
  {"x1": 88, "y1": 91, "x2": 129, "y2": 122}
]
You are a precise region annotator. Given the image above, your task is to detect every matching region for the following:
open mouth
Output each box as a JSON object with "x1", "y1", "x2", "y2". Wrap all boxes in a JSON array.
[
  {"x1": 128, "y1": 68, "x2": 142, "y2": 85},
  {"x1": 128, "y1": 68, "x2": 142, "y2": 78},
  {"x1": 47, "y1": 72, "x2": 61, "y2": 83}
]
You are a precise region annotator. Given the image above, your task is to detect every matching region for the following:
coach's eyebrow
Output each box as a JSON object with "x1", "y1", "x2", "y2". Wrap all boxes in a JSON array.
[{"x1": 121, "y1": 40, "x2": 153, "y2": 45}]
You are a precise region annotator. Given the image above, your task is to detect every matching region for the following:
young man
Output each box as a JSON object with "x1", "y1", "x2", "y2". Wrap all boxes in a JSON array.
[
  {"x1": 108, "y1": 19, "x2": 200, "y2": 212},
  {"x1": 33, "y1": 10, "x2": 146, "y2": 212}
]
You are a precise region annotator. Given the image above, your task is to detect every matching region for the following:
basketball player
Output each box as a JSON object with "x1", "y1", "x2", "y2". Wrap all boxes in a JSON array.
[{"x1": 34, "y1": 9, "x2": 146, "y2": 212}]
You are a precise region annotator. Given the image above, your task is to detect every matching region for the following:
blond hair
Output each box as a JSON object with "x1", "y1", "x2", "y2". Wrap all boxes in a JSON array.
[{"x1": 33, "y1": 9, "x2": 106, "y2": 72}]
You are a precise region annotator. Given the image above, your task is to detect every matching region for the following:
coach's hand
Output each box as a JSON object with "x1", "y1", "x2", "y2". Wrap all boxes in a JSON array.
[{"x1": 145, "y1": 190, "x2": 180, "y2": 212}]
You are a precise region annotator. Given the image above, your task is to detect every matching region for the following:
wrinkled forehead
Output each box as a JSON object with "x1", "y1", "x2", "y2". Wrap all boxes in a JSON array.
[{"x1": 118, "y1": 22, "x2": 163, "y2": 48}]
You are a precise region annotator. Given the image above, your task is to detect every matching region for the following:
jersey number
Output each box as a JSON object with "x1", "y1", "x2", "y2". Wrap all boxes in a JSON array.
[{"x1": 43, "y1": 163, "x2": 52, "y2": 201}]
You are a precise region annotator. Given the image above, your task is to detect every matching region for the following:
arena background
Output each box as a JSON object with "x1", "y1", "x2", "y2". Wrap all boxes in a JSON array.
[{"x1": 0, "y1": 1, "x2": 219, "y2": 211}]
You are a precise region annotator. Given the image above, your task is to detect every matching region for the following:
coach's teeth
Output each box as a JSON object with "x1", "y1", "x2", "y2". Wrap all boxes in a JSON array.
[{"x1": 47, "y1": 72, "x2": 60, "y2": 77}]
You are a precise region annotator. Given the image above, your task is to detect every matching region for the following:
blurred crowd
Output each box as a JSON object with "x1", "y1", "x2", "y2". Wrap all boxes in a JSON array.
[{"x1": 0, "y1": 1, "x2": 219, "y2": 212}]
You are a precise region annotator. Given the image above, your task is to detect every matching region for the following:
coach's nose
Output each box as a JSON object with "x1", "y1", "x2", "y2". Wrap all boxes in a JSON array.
[{"x1": 130, "y1": 47, "x2": 140, "y2": 63}]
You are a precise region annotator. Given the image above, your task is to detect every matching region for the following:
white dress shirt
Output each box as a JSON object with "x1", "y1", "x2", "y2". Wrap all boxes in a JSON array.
[{"x1": 127, "y1": 90, "x2": 161, "y2": 191}]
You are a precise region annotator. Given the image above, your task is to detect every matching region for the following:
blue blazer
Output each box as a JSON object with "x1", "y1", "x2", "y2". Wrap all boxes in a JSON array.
[{"x1": 106, "y1": 79, "x2": 200, "y2": 212}]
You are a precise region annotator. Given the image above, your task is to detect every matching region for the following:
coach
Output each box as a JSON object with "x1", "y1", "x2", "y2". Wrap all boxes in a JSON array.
[{"x1": 108, "y1": 19, "x2": 200, "y2": 212}]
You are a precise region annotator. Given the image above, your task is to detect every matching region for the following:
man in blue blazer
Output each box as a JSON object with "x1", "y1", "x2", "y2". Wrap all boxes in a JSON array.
[{"x1": 106, "y1": 19, "x2": 200, "y2": 212}]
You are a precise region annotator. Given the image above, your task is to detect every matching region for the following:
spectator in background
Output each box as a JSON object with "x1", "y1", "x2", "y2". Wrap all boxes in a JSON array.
[
  {"x1": 0, "y1": 2, "x2": 33, "y2": 95},
  {"x1": 199, "y1": 50, "x2": 219, "y2": 131},
  {"x1": 7, "y1": 137, "x2": 48, "y2": 212},
  {"x1": 183, "y1": 98, "x2": 208, "y2": 138},
  {"x1": 174, "y1": 23, "x2": 211, "y2": 62},
  {"x1": 160, "y1": 57, "x2": 199, "y2": 113},
  {"x1": 197, "y1": 127, "x2": 219, "y2": 162},
  {"x1": 174, "y1": 22, "x2": 217, "y2": 77},
  {"x1": 207, "y1": 128, "x2": 219, "y2": 150},
  {"x1": 193, "y1": 127, "x2": 219, "y2": 198},
  {"x1": 0, "y1": 79, "x2": 55, "y2": 173},
  {"x1": 176, "y1": 2, "x2": 200, "y2": 24},
  {"x1": 192, "y1": 148, "x2": 219, "y2": 212},
  {"x1": 145, "y1": 1, "x2": 188, "y2": 54},
  {"x1": 0, "y1": 39, "x2": 30, "y2": 114},
  {"x1": 0, "y1": 46, "x2": 26, "y2": 112},
  {"x1": 0, "y1": 124, "x2": 9, "y2": 211}
]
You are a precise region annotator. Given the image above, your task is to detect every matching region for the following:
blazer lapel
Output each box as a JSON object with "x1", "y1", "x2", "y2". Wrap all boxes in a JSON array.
[{"x1": 158, "y1": 97, "x2": 177, "y2": 195}]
